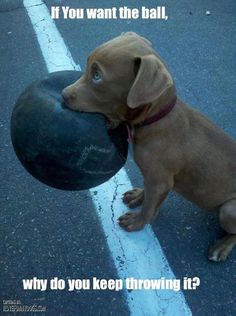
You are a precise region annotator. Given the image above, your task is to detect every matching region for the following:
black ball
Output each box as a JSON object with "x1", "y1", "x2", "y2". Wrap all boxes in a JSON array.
[{"x1": 11, "y1": 71, "x2": 128, "y2": 190}]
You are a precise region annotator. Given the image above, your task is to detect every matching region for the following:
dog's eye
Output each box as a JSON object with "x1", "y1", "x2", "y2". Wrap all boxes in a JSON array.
[{"x1": 92, "y1": 71, "x2": 102, "y2": 83}]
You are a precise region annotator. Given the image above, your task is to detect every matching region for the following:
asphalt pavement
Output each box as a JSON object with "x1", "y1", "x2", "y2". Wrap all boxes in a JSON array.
[{"x1": 0, "y1": 0, "x2": 235, "y2": 315}]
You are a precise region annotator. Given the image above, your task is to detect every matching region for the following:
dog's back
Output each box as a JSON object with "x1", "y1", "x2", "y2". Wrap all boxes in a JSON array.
[{"x1": 174, "y1": 102, "x2": 236, "y2": 209}]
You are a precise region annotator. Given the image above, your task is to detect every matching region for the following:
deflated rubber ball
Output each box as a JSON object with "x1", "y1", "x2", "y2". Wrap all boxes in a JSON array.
[{"x1": 11, "y1": 71, "x2": 128, "y2": 190}]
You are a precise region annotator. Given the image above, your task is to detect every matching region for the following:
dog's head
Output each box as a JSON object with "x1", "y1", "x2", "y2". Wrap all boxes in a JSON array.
[{"x1": 62, "y1": 32, "x2": 174, "y2": 126}]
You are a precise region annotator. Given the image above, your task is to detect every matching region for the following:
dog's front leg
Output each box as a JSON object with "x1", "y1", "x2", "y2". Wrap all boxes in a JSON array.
[{"x1": 118, "y1": 170, "x2": 173, "y2": 231}]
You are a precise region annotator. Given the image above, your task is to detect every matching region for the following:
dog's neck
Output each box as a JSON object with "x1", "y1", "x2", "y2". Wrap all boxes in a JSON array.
[
  {"x1": 135, "y1": 96, "x2": 177, "y2": 128},
  {"x1": 127, "y1": 86, "x2": 177, "y2": 127}
]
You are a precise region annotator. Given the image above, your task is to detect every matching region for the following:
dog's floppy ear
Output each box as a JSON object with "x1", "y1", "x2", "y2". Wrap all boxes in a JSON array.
[{"x1": 127, "y1": 54, "x2": 173, "y2": 108}]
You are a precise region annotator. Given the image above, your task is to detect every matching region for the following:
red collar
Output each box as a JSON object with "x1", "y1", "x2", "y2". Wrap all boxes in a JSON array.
[{"x1": 135, "y1": 96, "x2": 177, "y2": 128}]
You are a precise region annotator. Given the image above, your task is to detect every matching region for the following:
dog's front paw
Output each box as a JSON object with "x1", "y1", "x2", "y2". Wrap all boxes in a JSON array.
[
  {"x1": 208, "y1": 237, "x2": 234, "y2": 262},
  {"x1": 122, "y1": 188, "x2": 144, "y2": 208},
  {"x1": 118, "y1": 211, "x2": 146, "y2": 231}
]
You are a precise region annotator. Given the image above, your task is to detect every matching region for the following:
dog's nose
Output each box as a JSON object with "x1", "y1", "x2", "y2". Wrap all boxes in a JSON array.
[{"x1": 61, "y1": 88, "x2": 76, "y2": 103}]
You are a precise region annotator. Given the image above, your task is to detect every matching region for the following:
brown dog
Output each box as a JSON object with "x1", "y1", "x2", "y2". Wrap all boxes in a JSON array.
[{"x1": 62, "y1": 32, "x2": 236, "y2": 262}]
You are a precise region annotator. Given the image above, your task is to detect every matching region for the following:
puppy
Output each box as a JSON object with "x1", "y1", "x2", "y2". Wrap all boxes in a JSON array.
[{"x1": 62, "y1": 32, "x2": 236, "y2": 262}]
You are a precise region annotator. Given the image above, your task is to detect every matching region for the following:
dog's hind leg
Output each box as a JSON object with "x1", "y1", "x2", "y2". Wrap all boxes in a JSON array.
[{"x1": 208, "y1": 199, "x2": 236, "y2": 262}]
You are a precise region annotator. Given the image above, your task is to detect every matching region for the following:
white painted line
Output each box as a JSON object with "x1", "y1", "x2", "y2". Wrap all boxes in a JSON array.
[
  {"x1": 91, "y1": 169, "x2": 191, "y2": 316},
  {"x1": 24, "y1": 0, "x2": 81, "y2": 72},
  {"x1": 23, "y1": 1, "x2": 192, "y2": 315}
]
